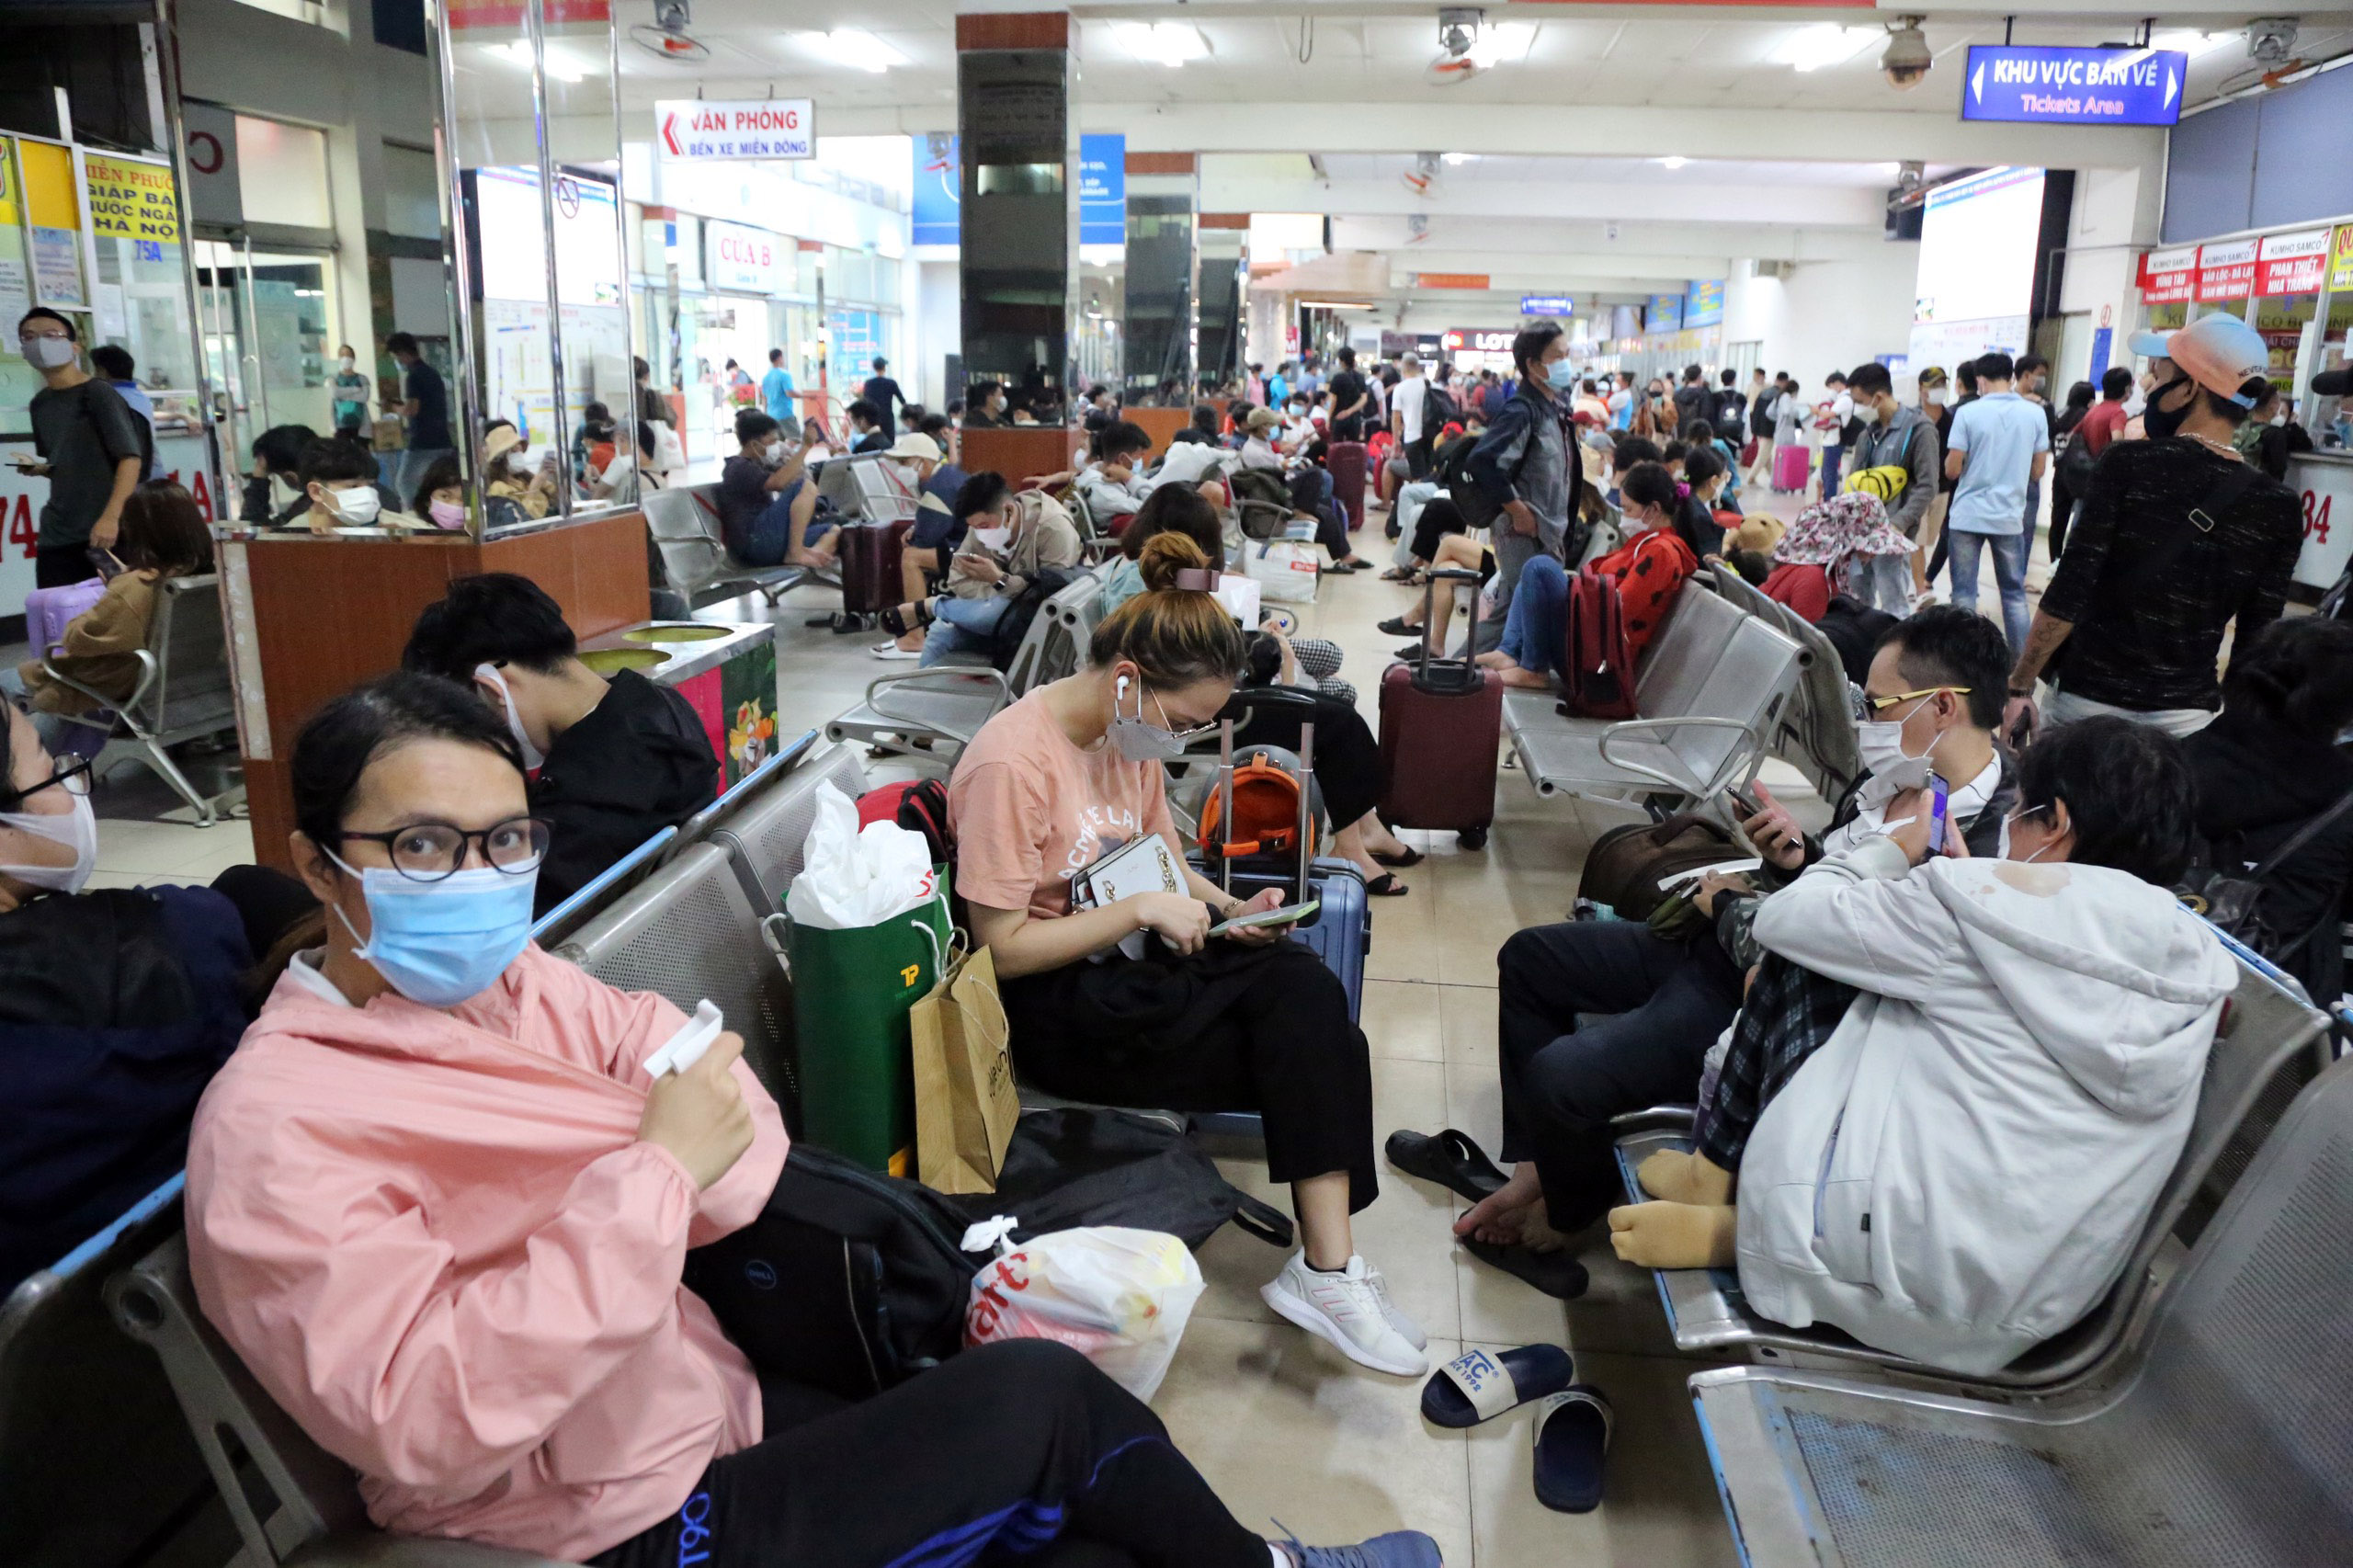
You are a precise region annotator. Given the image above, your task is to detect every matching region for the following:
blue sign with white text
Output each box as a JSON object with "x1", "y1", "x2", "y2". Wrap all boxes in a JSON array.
[
  {"x1": 912, "y1": 136, "x2": 959, "y2": 247},
  {"x1": 1961, "y1": 45, "x2": 2188, "y2": 127},
  {"x1": 1684, "y1": 278, "x2": 1725, "y2": 327},
  {"x1": 1519, "y1": 294, "x2": 1576, "y2": 318},
  {"x1": 1078, "y1": 133, "x2": 1126, "y2": 247}
]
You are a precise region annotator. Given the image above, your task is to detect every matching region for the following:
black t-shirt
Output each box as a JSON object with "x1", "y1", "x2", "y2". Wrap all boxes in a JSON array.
[
  {"x1": 1327, "y1": 369, "x2": 1369, "y2": 439},
  {"x1": 28, "y1": 378, "x2": 148, "y2": 547},
  {"x1": 531, "y1": 668, "x2": 718, "y2": 915},
  {"x1": 404, "y1": 358, "x2": 451, "y2": 449},
  {"x1": 1749, "y1": 388, "x2": 1777, "y2": 437},
  {"x1": 717, "y1": 453, "x2": 779, "y2": 555},
  {"x1": 2040, "y1": 439, "x2": 2303, "y2": 711}
]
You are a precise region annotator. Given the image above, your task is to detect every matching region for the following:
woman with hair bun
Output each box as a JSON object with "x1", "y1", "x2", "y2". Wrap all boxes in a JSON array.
[{"x1": 948, "y1": 530, "x2": 1427, "y2": 1379}]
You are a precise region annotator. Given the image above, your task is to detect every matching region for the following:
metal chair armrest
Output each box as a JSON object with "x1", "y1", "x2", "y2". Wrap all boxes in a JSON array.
[
  {"x1": 864, "y1": 665, "x2": 1012, "y2": 729},
  {"x1": 1595, "y1": 715, "x2": 1761, "y2": 798},
  {"x1": 39, "y1": 645, "x2": 158, "y2": 722}
]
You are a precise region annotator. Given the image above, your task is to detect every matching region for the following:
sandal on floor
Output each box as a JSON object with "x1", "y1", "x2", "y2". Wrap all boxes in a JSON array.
[
  {"x1": 1377, "y1": 616, "x2": 1419, "y2": 637},
  {"x1": 1366, "y1": 872, "x2": 1410, "y2": 897},
  {"x1": 1462, "y1": 1236, "x2": 1591, "y2": 1301},
  {"x1": 1372, "y1": 846, "x2": 1425, "y2": 868},
  {"x1": 1386, "y1": 1129, "x2": 1509, "y2": 1201},
  {"x1": 1532, "y1": 1387, "x2": 1613, "y2": 1514},
  {"x1": 1420, "y1": 1346, "x2": 1576, "y2": 1429},
  {"x1": 1379, "y1": 566, "x2": 1417, "y2": 582}
]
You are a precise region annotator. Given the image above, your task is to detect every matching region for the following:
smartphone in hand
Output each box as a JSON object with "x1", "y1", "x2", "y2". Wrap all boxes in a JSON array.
[
  {"x1": 1927, "y1": 773, "x2": 1949, "y2": 854},
  {"x1": 1210, "y1": 899, "x2": 1320, "y2": 937}
]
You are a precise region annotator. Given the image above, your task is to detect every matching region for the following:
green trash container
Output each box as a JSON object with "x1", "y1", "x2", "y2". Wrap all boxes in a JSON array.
[{"x1": 783, "y1": 886, "x2": 952, "y2": 1173}]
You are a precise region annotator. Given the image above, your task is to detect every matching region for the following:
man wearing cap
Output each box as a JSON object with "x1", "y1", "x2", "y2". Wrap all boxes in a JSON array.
[{"x1": 2005, "y1": 314, "x2": 2303, "y2": 740}]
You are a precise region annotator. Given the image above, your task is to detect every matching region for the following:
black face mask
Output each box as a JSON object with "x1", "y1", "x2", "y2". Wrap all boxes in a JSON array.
[{"x1": 2143, "y1": 373, "x2": 2194, "y2": 441}]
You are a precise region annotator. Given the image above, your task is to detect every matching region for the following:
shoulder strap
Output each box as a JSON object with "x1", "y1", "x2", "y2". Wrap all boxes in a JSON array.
[
  {"x1": 2119, "y1": 458, "x2": 2266, "y2": 606},
  {"x1": 2248, "y1": 786, "x2": 2353, "y2": 881}
]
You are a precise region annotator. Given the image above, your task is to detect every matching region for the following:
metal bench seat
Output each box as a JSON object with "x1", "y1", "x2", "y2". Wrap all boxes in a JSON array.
[
  {"x1": 825, "y1": 667, "x2": 1011, "y2": 778},
  {"x1": 1614, "y1": 935, "x2": 2331, "y2": 1397},
  {"x1": 44, "y1": 572, "x2": 240, "y2": 824},
  {"x1": 1693, "y1": 1049, "x2": 2353, "y2": 1566},
  {"x1": 1501, "y1": 587, "x2": 1803, "y2": 807},
  {"x1": 1705, "y1": 563, "x2": 1862, "y2": 801},
  {"x1": 643, "y1": 484, "x2": 836, "y2": 608}
]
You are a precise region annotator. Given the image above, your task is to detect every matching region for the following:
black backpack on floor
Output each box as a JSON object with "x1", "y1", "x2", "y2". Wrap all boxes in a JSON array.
[{"x1": 685, "y1": 1108, "x2": 1291, "y2": 1402}]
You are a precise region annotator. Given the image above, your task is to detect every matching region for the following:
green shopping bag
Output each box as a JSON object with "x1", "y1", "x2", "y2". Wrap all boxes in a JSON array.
[{"x1": 771, "y1": 874, "x2": 953, "y2": 1174}]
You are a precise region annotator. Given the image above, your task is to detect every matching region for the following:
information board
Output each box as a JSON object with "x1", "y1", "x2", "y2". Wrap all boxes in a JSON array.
[{"x1": 1961, "y1": 45, "x2": 2187, "y2": 127}]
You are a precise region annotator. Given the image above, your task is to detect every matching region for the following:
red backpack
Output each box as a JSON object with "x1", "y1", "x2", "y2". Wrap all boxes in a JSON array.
[{"x1": 1561, "y1": 569, "x2": 1638, "y2": 720}]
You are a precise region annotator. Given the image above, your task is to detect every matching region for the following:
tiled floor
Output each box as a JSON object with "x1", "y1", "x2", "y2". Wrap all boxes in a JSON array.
[{"x1": 27, "y1": 516, "x2": 1848, "y2": 1567}]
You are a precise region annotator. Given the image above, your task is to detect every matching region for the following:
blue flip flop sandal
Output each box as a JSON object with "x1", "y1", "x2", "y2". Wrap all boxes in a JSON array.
[
  {"x1": 1531, "y1": 1385, "x2": 1613, "y2": 1514},
  {"x1": 1419, "y1": 1345, "x2": 1574, "y2": 1428}
]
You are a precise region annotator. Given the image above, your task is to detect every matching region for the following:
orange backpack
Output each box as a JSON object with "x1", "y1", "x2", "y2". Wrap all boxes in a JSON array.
[{"x1": 1198, "y1": 751, "x2": 1319, "y2": 863}]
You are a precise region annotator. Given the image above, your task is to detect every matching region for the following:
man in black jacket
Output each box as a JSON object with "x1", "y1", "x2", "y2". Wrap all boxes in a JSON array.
[
  {"x1": 1672, "y1": 363, "x2": 1711, "y2": 435},
  {"x1": 403, "y1": 574, "x2": 719, "y2": 915}
]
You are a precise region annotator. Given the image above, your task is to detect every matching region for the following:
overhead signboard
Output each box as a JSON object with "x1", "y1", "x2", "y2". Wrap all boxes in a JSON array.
[
  {"x1": 1415, "y1": 273, "x2": 1490, "y2": 290},
  {"x1": 1684, "y1": 278, "x2": 1724, "y2": 326},
  {"x1": 705, "y1": 219, "x2": 786, "y2": 293},
  {"x1": 82, "y1": 153, "x2": 177, "y2": 245},
  {"x1": 2256, "y1": 229, "x2": 2331, "y2": 296},
  {"x1": 2196, "y1": 238, "x2": 2257, "y2": 302},
  {"x1": 1519, "y1": 293, "x2": 1575, "y2": 317},
  {"x1": 1961, "y1": 45, "x2": 2187, "y2": 127},
  {"x1": 1647, "y1": 293, "x2": 1683, "y2": 332},
  {"x1": 655, "y1": 98, "x2": 814, "y2": 163},
  {"x1": 2331, "y1": 224, "x2": 2353, "y2": 293},
  {"x1": 2139, "y1": 244, "x2": 2199, "y2": 303}
]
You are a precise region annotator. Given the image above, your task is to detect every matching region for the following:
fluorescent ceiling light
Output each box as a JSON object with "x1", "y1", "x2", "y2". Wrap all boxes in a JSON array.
[
  {"x1": 494, "y1": 40, "x2": 585, "y2": 84},
  {"x1": 1657, "y1": 155, "x2": 1689, "y2": 170},
  {"x1": 1772, "y1": 25, "x2": 1876, "y2": 72},
  {"x1": 1441, "y1": 153, "x2": 1479, "y2": 165},
  {"x1": 1465, "y1": 21, "x2": 1534, "y2": 68},
  {"x1": 794, "y1": 28, "x2": 907, "y2": 74},
  {"x1": 1109, "y1": 21, "x2": 1210, "y2": 67},
  {"x1": 2150, "y1": 29, "x2": 2234, "y2": 58}
]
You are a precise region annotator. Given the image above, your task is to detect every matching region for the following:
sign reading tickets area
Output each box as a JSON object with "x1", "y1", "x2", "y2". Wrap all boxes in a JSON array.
[
  {"x1": 83, "y1": 153, "x2": 178, "y2": 244},
  {"x1": 1961, "y1": 45, "x2": 2187, "y2": 126},
  {"x1": 655, "y1": 98, "x2": 813, "y2": 163}
]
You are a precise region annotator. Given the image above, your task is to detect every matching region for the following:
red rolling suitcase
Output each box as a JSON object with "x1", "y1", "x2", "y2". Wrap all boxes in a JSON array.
[
  {"x1": 837, "y1": 517, "x2": 914, "y2": 614},
  {"x1": 1327, "y1": 440, "x2": 1368, "y2": 531},
  {"x1": 1771, "y1": 440, "x2": 1811, "y2": 494},
  {"x1": 1377, "y1": 567, "x2": 1503, "y2": 849}
]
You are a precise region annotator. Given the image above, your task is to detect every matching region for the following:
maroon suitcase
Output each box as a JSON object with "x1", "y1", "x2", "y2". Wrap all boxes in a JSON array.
[
  {"x1": 836, "y1": 517, "x2": 914, "y2": 614},
  {"x1": 1377, "y1": 567, "x2": 1503, "y2": 848},
  {"x1": 1328, "y1": 440, "x2": 1368, "y2": 531}
]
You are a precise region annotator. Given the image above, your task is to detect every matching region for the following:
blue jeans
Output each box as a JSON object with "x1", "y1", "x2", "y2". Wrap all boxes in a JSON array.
[
  {"x1": 919, "y1": 594, "x2": 1010, "y2": 666},
  {"x1": 1859, "y1": 551, "x2": 1913, "y2": 616},
  {"x1": 731, "y1": 480, "x2": 821, "y2": 566},
  {"x1": 1946, "y1": 527, "x2": 2030, "y2": 654},
  {"x1": 1817, "y1": 447, "x2": 1843, "y2": 499},
  {"x1": 1498, "y1": 555, "x2": 1570, "y2": 677}
]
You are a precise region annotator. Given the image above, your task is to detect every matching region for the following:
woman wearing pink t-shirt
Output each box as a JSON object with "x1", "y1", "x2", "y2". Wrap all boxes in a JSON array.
[{"x1": 949, "y1": 533, "x2": 1427, "y2": 1380}]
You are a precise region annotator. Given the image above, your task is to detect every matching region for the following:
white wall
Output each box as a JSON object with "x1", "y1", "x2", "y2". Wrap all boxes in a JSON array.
[
  {"x1": 915, "y1": 259, "x2": 960, "y2": 410},
  {"x1": 1725, "y1": 243, "x2": 1920, "y2": 388}
]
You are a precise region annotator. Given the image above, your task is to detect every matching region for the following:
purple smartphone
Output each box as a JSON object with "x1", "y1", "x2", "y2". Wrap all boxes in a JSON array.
[{"x1": 1928, "y1": 773, "x2": 1950, "y2": 854}]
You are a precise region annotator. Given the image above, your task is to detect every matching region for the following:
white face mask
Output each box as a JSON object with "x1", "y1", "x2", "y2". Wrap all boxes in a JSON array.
[
  {"x1": 473, "y1": 664, "x2": 546, "y2": 771},
  {"x1": 1923, "y1": 387, "x2": 1946, "y2": 407},
  {"x1": 338, "y1": 355, "x2": 357, "y2": 373},
  {"x1": 0, "y1": 787, "x2": 98, "y2": 894},
  {"x1": 327, "y1": 483, "x2": 381, "y2": 526},
  {"x1": 1854, "y1": 694, "x2": 1935, "y2": 795},
  {"x1": 1998, "y1": 806, "x2": 2058, "y2": 863},
  {"x1": 1853, "y1": 401, "x2": 1881, "y2": 426}
]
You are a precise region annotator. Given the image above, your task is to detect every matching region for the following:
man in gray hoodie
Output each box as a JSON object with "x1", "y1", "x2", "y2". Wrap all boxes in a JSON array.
[{"x1": 1844, "y1": 360, "x2": 1941, "y2": 614}]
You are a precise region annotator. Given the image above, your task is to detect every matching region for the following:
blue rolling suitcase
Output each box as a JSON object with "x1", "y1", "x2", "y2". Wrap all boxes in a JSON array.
[{"x1": 1194, "y1": 688, "x2": 1370, "y2": 1023}]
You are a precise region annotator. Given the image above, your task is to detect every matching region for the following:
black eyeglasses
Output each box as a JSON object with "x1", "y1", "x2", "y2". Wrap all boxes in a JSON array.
[
  {"x1": 335, "y1": 816, "x2": 551, "y2": 881},
  {"x1": 0, "y1": 756, "x2": 94, "y2": 812}
]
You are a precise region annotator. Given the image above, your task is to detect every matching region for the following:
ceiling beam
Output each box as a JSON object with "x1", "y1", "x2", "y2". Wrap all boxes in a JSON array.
[{"x1": 1204, "y1": 177, "x2": 1891, "y2": 227}]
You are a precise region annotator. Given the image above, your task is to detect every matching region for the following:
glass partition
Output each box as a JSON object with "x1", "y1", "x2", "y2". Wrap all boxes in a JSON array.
[
  {"x1": 438, "y1": 0, "x2": 636, "y2": 535},
  {"x1": 1121, "y1": 168, "x2": 1195, "y2": 407},
  {"x1": 1196, "y1": 225, "x2": 1245, "y2": 397}
]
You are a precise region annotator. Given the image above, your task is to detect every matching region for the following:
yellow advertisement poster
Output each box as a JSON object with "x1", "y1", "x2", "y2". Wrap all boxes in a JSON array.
[
  {"x1": 0, "y1": 137, "x2": 16, "y2": 227},
  {"x1": 2333, "y1": 223, "x2": 2353, "y2": 293},
  {"x1": 83, "y1": 153, "x2": 179, "y2": 244}
]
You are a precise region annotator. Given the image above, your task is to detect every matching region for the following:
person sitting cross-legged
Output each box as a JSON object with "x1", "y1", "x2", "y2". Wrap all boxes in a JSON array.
[{"x1": 1607, "y1": 716, "x2": 2233, "y2": 1377}]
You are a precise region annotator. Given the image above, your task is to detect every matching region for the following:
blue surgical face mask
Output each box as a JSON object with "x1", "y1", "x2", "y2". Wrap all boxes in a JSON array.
[
  {"x1": 325, "y1": 853, "x2": 537, "y2": 1007},
  {"x1": 1545, "y1": 359, "x2": 1578, "y2": 391}
]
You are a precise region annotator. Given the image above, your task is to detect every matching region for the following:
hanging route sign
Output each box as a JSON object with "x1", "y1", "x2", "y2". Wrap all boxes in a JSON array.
[
  {"x1": 1961, "y1": 46, "x2": 2188, "y2": 127},
  {"x1": 654, "y1": 99, "x2": 814, "y2": 163}
]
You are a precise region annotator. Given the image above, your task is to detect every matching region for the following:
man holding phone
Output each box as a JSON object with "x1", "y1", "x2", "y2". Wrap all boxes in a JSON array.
[
  {"x1": 1435, "y1": 608, "x2": 2017, "y2": 1289},
  {"x1": 16, "y1": 309, "x2": 149, "y2": 589}
]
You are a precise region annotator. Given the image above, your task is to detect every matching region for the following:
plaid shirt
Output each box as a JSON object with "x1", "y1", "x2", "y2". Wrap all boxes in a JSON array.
[{"x1": 1693, "y1": 950, "x2": 1859, "y2": 1169}]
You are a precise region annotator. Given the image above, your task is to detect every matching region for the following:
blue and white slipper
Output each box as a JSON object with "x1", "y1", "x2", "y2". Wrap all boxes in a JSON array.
[
  {"x1": 1419, "y1": 1345, "x2": 1574, "y2": 1428},
  {"x1": 1531, "y1": 1385, "x2": 1612, "y2": 1514}
]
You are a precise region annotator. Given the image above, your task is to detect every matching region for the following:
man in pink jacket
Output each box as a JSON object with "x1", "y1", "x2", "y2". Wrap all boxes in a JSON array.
[{"x1": 188, "y1": 671, "x2": 1440, "y2": 1568}]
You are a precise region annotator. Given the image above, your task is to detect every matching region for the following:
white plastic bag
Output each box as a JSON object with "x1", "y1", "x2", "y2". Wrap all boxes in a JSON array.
[
  {"x1": 783, "y1": 782, "x2": 938, "y2": 929},
  {"x1": 961, "y1": 1219, "x2": 1205, "y2": 1401},
  {"x1": 1244, "y1": 540, "x2": 1320, "y2": 604}
]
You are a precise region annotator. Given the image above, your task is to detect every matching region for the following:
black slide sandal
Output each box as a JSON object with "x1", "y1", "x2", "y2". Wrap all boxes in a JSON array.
[
  {"x1": 1372, "y1": 846, "x2": 1425, "y2": 868},
  {"x1": 1385, "y1": 1129, "x2": 1509, "y2": 1202},
  {"x1": 1462, "y1": 1237, "x2": 1591, "y2": 1301},
  {"x1": 1366, "y1": 872, "x2": 1410, "y2": 897}
]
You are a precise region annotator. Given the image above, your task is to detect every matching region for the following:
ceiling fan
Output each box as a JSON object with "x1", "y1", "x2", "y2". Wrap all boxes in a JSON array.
[{"x1": 631, "y1": 0, "x2": 710, "y2": 65}]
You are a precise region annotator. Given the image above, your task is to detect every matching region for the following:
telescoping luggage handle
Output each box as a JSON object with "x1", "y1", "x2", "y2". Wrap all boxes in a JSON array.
[
  {"x1": 1216, "y1": 685, "x2": 1317, "y2": 906},
  {"x1": 1416, "y1": 566, "x2": 1485, "y2": 694}
]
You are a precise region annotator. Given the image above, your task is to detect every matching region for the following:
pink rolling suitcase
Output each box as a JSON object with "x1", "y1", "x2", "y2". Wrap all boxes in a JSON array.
[{"x1": 1771, "y1": 441, "x2": 1811, "y2": 494}]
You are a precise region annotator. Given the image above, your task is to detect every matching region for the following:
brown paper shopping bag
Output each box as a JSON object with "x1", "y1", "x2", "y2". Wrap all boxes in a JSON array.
[{"x1": 909, "y1": 946, "x2": 1019, "y2": 1194}]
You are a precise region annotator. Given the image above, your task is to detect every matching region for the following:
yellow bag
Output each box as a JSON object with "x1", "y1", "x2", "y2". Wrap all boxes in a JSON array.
[
  {"x1": 910, "y1": 945, "x2": 1019, "y2": 1194},
  {"x1": 1843, "y1": 463, "x2": 1909, "y2": 501}
]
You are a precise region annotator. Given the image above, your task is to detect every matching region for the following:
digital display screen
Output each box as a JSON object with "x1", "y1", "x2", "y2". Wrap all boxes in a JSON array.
[
  {"x1": 473, "y1": 165, "x2": 623, "y2": 307},
  {"x1": 1914, "y1": 166, "x2": 2046, "y2": 326}
]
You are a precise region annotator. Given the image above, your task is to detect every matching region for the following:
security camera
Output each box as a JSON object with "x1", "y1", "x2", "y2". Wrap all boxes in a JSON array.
[
  {"x1": 1438, "y1": 7, "x2": 1483, "y2": 60},
  {"x1": 1882, "y1": 17, "x2": 1932, "y2": 90}
]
